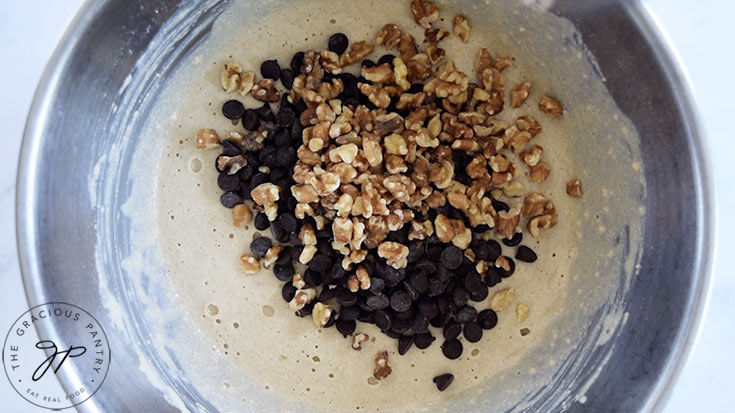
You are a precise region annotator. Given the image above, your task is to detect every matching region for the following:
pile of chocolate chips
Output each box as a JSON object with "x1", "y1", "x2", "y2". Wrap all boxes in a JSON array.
[{"x1": 211, "y1": 33, "x2": 539, "y2": 364}]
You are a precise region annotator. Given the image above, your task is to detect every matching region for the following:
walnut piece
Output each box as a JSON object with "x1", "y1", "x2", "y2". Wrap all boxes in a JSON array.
[
  {"x1": 511, "y1": 82, "x2": 532, "y2": 108},
  {"x1": 232, "y1": 204, "x2": 253, "y2": 227},
  {"x1": 530, "y1": 162, "x2": 550, "y2": 183},
  {"x1": 453, "y1": 15, "x2": 470, "y2": 42},
  {"x1": 196, "y1": 128, "x2": 220, "y2": 150},
  {"x1": 362, "y1": 63, "x2": 393, "y2": 83},
  {"x1": 356, "y1": 265, "x2": 371, "y2": 290},
  {"x1": 377, "y1": 241, "x2": 409, "y2": 269},
  {"x1": 312, "y1": 302, "x2": 334, "y2": 328},
  {"x1": 289, "y1": 288, "x2": 317, "y2": 311},
  {"x1": 340, "y1": 41, "x2": 375, "y2": 66},
  {"x1": 410, "y1": 0, "x2": 439, "y2": 29},
  {"x1": 490, "y1": 288, "x2": 516, "y2": 312},
  {"x1": 373, "y1": 350, "x2": 392, "y2": 380},
  {"x1": 251, "y1": 79, "x2": 280, "y2": 103},
  {"x1": 352, "y1": 333, "x2": 370, "y2": 350},
  {"x1": 538, "y1": 96, "x2": 564, "y2": 118},
  {"x1": 566, "y1": 179, "x2": 582, "y2": 197},
  {"x1": 516, "y1": 303, "x2": 529, "y2": 322},
  {"x1": 239, "y1": 254, "x2": 260, "y2": 274},
  {"x1": 521, "y1": 144, "x2": 543, "y2": 167}
]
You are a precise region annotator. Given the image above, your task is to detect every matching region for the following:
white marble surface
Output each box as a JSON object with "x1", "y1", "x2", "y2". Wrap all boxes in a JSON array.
[{"x1": 0, "y1": 1, "x2": 732, "y2": 412}]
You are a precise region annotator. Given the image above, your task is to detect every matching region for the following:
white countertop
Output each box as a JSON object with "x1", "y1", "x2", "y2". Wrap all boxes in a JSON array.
[{"x1": 1, "y1": 1, "x2": 732, "y2": 411}]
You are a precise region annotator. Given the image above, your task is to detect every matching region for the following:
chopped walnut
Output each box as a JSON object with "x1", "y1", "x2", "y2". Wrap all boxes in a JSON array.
[
  {"x1": 376, "y1": 24, "x2": 402, "y2": 47},
  {"x1": 340, "y1": 41, "x2": 375, "y2": 66},
  {"x1": 410, "y1": 0, "x2": 439, "y2": 28},
  {"x1": 289, "y1": 288, "x2": 317, "y2": 311},
  {"x1": 474, "y1": 48, "x2": 492, "y2": 77},
  {"x1": 299, "y1": 245, "x2": 318, "y2": 264},
  {"x1": 221, "y1": 62, "x2": 243, "y2": 92},
  {"x1": 566, "y1": 179, "x2": 582, "y2": 197},
  {"x1": 217, "y1": 155, "x2": 246, "y2": 175},
  {"x1": 232, "y1": 204, "x2": 253, "y2": 227},
  {"x1": 393, "y1": 57, "x2": 411, "y2": 91},
  {"x1": 453, "y1": 15, "x2": 470, "y2": 42},
  {"x1": 377, "y1": 241, "x2": 409, "y2": 269},
  {"x1": 521, "y1": 144, "x2": 543, "y2": 167},
  {"x1": 319, "y1": 50, "x2": 342, "y2": 74},
  {"x1": 426, "y1": 70, "x2": 469, "y2": 98},
  {"x1": 312, "y1": 303, "x2": 334, "y2": 328},
  {"x1": 196, "y1": 128, "x2": 220, "y2": 150},
  {"x1": 538, "y1": 96, "x2": 564, "y2": 118},
  {"x1": 490, "y1": 288, "x2": 516, "y2": 312},
  {"x1": 374, "y1": 113, "x2": 404, "y2": 136},
  {"x1": 406, "y1": 54, "x2": 433, "y2": 82},
  {"x1": 352, "y1": 333, "x2": 370, "y2": 350},
  {"x1": 384, "y1": 134, "x2": 408, "y2": 155},
  {"x1": 530, "y1": 162, "x2": 550, "y2": 183},
  {"x1": 250, "y1": 183, "x2": 280, "y2": 215},
  {"x1": 516, "y1": 303, "x2": 529, "y2": 322},
  {"x1": 426, "y1": 44, "x2": 446, "y2": 65},
  {"x1": 424, "y1": 27, "x2": 450, "y2": 43},
  {"x1": 452, "y1": 224, "x2": 472, "y2": 250},
  {"x1": 373, "y1": 350, "x2": 392, "y2": 380},
  {"x1": 263, "y1": 245, "x2": 282, "y2": 268},
  {"x1": 299, "y1": 223, "x2": 317, "y2": 245},
  {"x1": 356, "y1": 265, "x2": 371, "y2": 290},
  {"x1": 528, "y1": 214, "x2": 555, "y2": 237},
  {"x1": 359, "y1": 83, "x2": 391, "y2": 108},
  {"x1": 362, "y1": 63, "x2": 393, "y2": 83},
  {"x1": 251, "y1": 79, "x2": 280, "y2": 103},
  {"x1": 511, "y1": 82, "x2": 532, "y2": 108},
  {"x1": 239, "y1": 254, "x2": 260, "y2": 274},
  {"x1": 516, "y1": 115, "x2": 542, "y2": 137},
  {"x1": 496, "y1": 206, "x2": 521, "y2": 239},
  {"x1": 429, "y1": 160, "x2": 454, "y2": 188},
  {"x1": 292, "y1": 273, "x2": 305, "y2": 289},
  {"x1": 508, "y1": 131, "x2": 532, "y2": 154}
]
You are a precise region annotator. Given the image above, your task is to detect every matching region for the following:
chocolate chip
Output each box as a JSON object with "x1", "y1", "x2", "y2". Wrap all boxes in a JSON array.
[
  {"x1": 217, "y1": 173, "x2": 240, "y2": 192},
  {"x1": 391, "y1": 318, "x2": 411, "y2": 335},
  {"x1": 374, "y1": 310, "x2": 392, "y2": 330},
  {"x1": 498, "y1": 257, "x2": 516, "y2": 278},
  {"x1": 441, "y1": 339, "x2": 463, "y2": 360},
  {"x1": 340, "y1": 306, "x2": 360, "y2": 321},
  {"x1": 427, "y1": 277, "x2": 445, "y2": 297},
  {"x1": 276, "y1": 107, "x2": 296, "y2": 127},
  {"x1": 260, "y1": 59, "x2": 281, "y2": 80},
  {"x1": 336, "y1": 318, "x2": 356, "y2": 337},
  {"x1": 414, "y1": 333, "x2": 436, "y2": 349},
  {"x1": 277, "y1": 213, "x2": 297, "y2": 234},
  {"x1": 219, "y1": 191, "x2": 242, "y2": 208},
  {"x1": 409, "y1": 271, "x2": 429, "y2": 294},
  {"x1": 463, "y1": 272, "x2": 483, "y2": 293},
  {"x1": 394, "y1": 305, "x2": 415, "y2": 321},
  {"x1": 398, "y1": 335, "x2": 414, "y2": 355},
  {"x1": 361, "y1": 59, "x2": 376, "y2": 68},
  {"x1": 456, "y1": 305, "x2": 478, "y2": 324},
  {"x1": 280, "y1": 68, "x2": 295, "y2": 89},
  {"x1": 411, "y1": 314, "x2": 429, "y2": 334},
  {"x1": 222, "y1": 99, "x2": 245, "y2": 120},
  {"x1": 369, "y1": 277, "x2": 386, "y2": 295},
  {"x1": 318, "y1": 286, "x2": 337, "y2": 302},
  {"x1": 484, "y1": 267, "x2": 501, "y2": 287},
  {"x1": 256, "y1": 103, "x2": 275, "y2": 122},
  {"x1": 307, "y1": 255, "x2": 330, "y2": 275},
  {"x1": 220, "y1": 139, "x2": 242, "y2": 156},
  {"x1": 336, "y1": 289, "x2": 358, "y2": 306},
  {"x1": 250, "y1": 237, "x2": 272, "y2": 257},
  {"x1": 414, "y1": 259, "x2": 436, "y2": 275},
  {"x1": 237, "y1": 165, "x2": 254, "y2": 182},
  {"x1": 431, "y1": 311, "x2": 452, "y2": 328},
  {"x1": 378, "y1": 54, "x2": 396, "y2": 66},
  {"x1": 367, "y1": 294, "x2": 390, "y2": 311},
  {"x1": 433, "y1": 373, "x2": 454, "y2": 391},
  {"x1": 390, "y1": 291, "x2": 412, "y2": 313},
  {"x1": 408, "y1": 83, "x2": 424, "y2": 93},
  {"x1": 323, "y1": 312, "x2": 337, "y2": 328},
  {"x1": 328, "y1": 33, "x2": 349, "y2": 54},
  {"x1": 273, "y1": 264, "x2": 294, "y2": 281},
  {"x1": 443, "y1": 322, "x2": 461, "y2": 340},
  {"x1": 358, "y1": 310, "x2": 372, "y2": 323},
  {"x1": 469, "y1": 286, "x2": 488, "y2": 302},
  {"x1": 329, "y1": 262, "x2": 347, "y2": 280},
  {"x1": 452, "y1": 287, "x2": 469, "y2": 307},
  {"x1": 441, "y1": 246, "x2": 463, "y2": 270},
  {"x1": 303, "y1": 269, "x2": 322, "y2": 287},
  {"x1": 281, "y1": 283, "x2": 296, "y2": 302},
  {"x1": 516, "y1": 245, "x2": 538, "y2": 263},
  {"x1": 503, "y1": 232, "x2": 523, "y2": 247},
  {"x1": 491, "y1": 199, "x2": 509, "y2": 212},
  {"x1": 290, "y1": 51, "x2": 305, "y2": 73},
  {"x1": 254, "y1": 212, "x2": 269, "y2": 230},
  {"x1": 474, "y1": 240, "x2": 501, "y2": 261},
  {"x1": 477, "y1": 309, "x2": 498, "y2": 330},
  {"x1": 418, "y1": 299, "x2": 438, "y2": 319},
  {"x1": 463, "y1": 321, "x2": 483, "y2": 343},
  {"x1": 297, "y1": 302, "x2": 314, "y2": 317}
]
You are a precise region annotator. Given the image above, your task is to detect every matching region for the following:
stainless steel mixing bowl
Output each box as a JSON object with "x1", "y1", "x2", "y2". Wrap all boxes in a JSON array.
[{"x1": 16, "y1": 0, "x2": 713, "y2": 411}]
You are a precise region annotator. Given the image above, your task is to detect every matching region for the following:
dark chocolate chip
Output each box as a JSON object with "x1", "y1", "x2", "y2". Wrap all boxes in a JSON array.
[
  {"x1": 296, "y1": 302, "x2": 314, "y2": 317},
  {"x1": 276, "y1": 107, "x2": 296, "y2": 127},
  {"x1": 441, "y1": 339, "x2": 463, "y2": 360},
  {"x1": 290, "y1": 51, "x2": 305, "y2": 73},
  {"x1": 357, "y1": 310, "x2": 372, "y2": 323},
  {"x1": 430, "y1": 311, "x2": 452, "y2": 328},
  {"x1": 477, "y1": 309, "x2": 498, "y2": 330},
  {"x1": 491, "y1": 199, "x2": 509, "y2": 212},
  {"x1": 220, "y1": 139, "x2": 242, "y2": 156},
  {"x1": 409, "y1": 271, "x2": 429, "y2": 294},
  {"x1": 394, "y1": 305, "x2": 416, "y2": 321},
  {"x1": 367, "y1": 294, "x2": 390, "y2": 311},
  {"x1": 433, "y1": 373, "x2": 454, "y2": 391},
  {"x1": 427, "y1": 277, "x2": 445, "y2": 297},
  {"x1": 273, "y1": 264, "x2": 294, "y2": 281},
  {"x1": 254, "y1": 212, "x2": 270, "y2": 230},
  {"x1": 219, "y1": 191, "x2": 242, "y2": 208},
  {"x1": 329, "y1": 262, "x2": 348, "y2": 280},
  {"x1": 260, "y1": 59, "x2": 281, "y2": 80},
  {"x1": 503, "y1": 232, "x2": 523, "y2": 247},
  {"x1": 281, "y1": 283, "x2": 296, "y2": 302},
  {"x1": 328, "y1": 33, "x2": 349, "y2": 54},
  {"x1": 303, "y1": 269, "x2": 322, "y2": 287},
  {"x1": 418, "y1": 299, "x2": 438, "y2": 319},
  {"x1": 392, "y1": 318, "x2": 411, "y2": 334},
  {"x1": 217, "y1": 173, "x2": 240, "y2": 192},
  {"x1": 336, "y1": 318, "x2": 356, "y2": 337},
  {"x1": 441, "y1": 246, "x2": 463, "y2": 270},
  {"x1": 250, "y1": 236, "x2": 272, "y2": 258},
  {"x1": 414, "y1": 259, "x2": 436, "y2": 275},
  {"x1": 336, "y1": 289, "x2": 358, "y2": 306},
  {"x1": 484, "y1": 267, "x2": 501, "y2": 287},
  {"x1": 516, "y1": 245, "x2": 538, "y2": 263},
  {"x1": 384, "y1": 330, "x2": 400, "y2": 339},
  {"x1": 463, "y1": 321, "x2": 483, "y2": 343},
  {"x1": 368, "y1": 277, "x2": 386, "y2": 295},
  {"x1": 318, "y1": 286, "x2": 337, "y2": 302},
  {"x1": 340, "y1": 306, "x2": 360, "y2": 321},
  {"x1": 498, "y1": 257, "x2": 516, "y2": 278},
  {"x1": 390, "y1": 291, "x2": 412, "y2": 313},
  {"x1": 463, "y1": 272, "x2": 483, "y2": 293},
  {"x1": 237, "y1": 165, "x2": 254, "y2": 182},
  {"x1": 474, "y1": 240, "x2": 501, "y2": 261},
  {"x1": 309, "y1": 254, "x2": 332, "y2": 273},
  {"x1": 414, "y1": 333, "x2": 436, "y2": 349},
  {"x1": 280, "y1": 68, "x2": 296, "y2": 89},
  {"x1": 443, "y1": 322, "x2": 461, "y2": 340},
  {"x1": 469, "y1": 286, "x2": 489, "y2": 302},
  {"x1": 222, "y1": 99, "x2": 245, "y2": 120},
  {"x1": 361, "y1": 59, "x2": 376, "y2": 68},
  {"x1": 378, "y1": 54, "x2": 396, "y2": 66},
  {"x1": 323, "y1": 312, "x2": 337, "y2": 328},
  {"x1": 411, "y1": 314, "x2": 429, "y2": 334},
  {"x1": 277, "y1": 213, "x2": 297, "y2": 234},
  {"x1": 374, "y1": 310, "x2": 392, "y2": 330},
  {"x1": 452, "y1": 287, "x2": 469, "y2": 307},
  {"x1": 408, "y1": 83, "x2": 424, "y2": 93},
  {"x1": 256, "y1": 103, "x2": 275, "y2": 122},
  {"x1": 398, "y1": 335, "x2": 414, "y2": 355},
  {"x1": 456, "y1": 305, "x2": 478, "y2": 324}
]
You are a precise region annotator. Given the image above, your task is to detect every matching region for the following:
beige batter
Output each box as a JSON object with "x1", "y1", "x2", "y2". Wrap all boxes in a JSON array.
[{"x1": 128, "y1": 0, "x2": 644, "y2": 411}]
